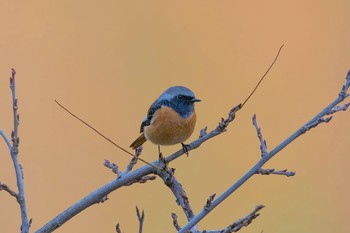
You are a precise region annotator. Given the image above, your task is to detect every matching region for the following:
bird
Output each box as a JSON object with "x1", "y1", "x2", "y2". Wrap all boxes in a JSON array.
[{"x1": 130, "y1": 86, "x2": 201, "y2": 154}]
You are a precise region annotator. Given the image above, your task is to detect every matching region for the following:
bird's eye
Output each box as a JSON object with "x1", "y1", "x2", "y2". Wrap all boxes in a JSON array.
[{"x1": 177, "y1": 95, "x2": 184, "y2": 100}]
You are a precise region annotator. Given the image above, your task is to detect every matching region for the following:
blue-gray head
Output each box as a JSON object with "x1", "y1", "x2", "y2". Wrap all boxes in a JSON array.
[{"x1": 156, "y1": 86, "x2": 201, "y2": 118}]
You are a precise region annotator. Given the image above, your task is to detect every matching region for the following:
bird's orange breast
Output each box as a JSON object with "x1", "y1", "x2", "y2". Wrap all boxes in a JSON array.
[{"x1": 143, "y1": 106, "x2": 197, "y2": 146}]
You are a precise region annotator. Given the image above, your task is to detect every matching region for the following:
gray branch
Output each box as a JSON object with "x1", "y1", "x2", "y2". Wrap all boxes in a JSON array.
[
  {"x1": 178, "y1": 71, "x2": 350, "y2": 232},
  {"x1": 35, "y1": 105, "x2": 242, "y2": 233},
  {"x1": 0, "y1": 69, "x2": 31, "y2": 233}
]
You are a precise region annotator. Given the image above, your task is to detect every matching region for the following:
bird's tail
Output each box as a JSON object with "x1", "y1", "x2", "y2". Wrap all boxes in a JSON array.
[{"x1": 130, "y1": 133, "x2": 147, "y2": 149}]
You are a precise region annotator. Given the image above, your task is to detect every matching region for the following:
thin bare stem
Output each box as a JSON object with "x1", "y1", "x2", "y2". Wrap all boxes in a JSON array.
[
  {"x1": 171, "y1": 213, "x2": 181, "y2": 231},
  {"x1": 136, "y1": 206, "x2": 144, "y2": 233},
  {"x1": 241, "y1": 44, "x2": 284, "y2": 108},
  {"x1": 9, "y1": 69, "x2": 30, "y2": 233},
  {"x1": 257, "y1": 168, "x2": 295, "y2": 177},
  {"x1": 222, "y1": 205, "x2": 264, "y2": 233},
  {"x1": 0, "y1": 129, "x2": 12, "y2": 150},
  {"x1": 104, "y1": 160, "x2": 121, "y2": 176},
  {"x1": 155, "y1": 165, "x2": 195, "y2": 221},
  {"x1": 54, "y1": 100, "x2": 161, "y2": 170},
  {"x1": 124, "y1": 147, "x2": 143, "y2": 174},
  {"x1": 0, "y1": 182, "x2": 19, "y2": 199},
  {"x1": 252, "y1": 114, "x2": 268, "y2": 157}
]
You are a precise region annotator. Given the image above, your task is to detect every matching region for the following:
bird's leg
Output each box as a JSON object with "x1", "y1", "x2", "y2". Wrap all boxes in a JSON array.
[
  {"x1": 181, "y1": 143, "x2": 189, "y2": 156},
  {"x1": 158, "y1": 145, "x2": 163, "y2": 158}
]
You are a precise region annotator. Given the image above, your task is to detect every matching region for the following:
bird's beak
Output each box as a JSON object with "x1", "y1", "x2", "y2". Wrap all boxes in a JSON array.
[{"x1": 192, "y1": 97, "x2": 201, "y2": 102}]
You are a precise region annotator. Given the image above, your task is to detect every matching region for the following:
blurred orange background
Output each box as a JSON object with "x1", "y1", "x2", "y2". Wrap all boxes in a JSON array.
[{"x1": 0, "y1": 1, "x2": 350, "y2": 232}]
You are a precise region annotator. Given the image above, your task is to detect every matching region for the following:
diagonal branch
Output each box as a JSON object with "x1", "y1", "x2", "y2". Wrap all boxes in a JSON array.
[
  {"x1": 0, "y1": 129, "x2": 12, "y2": 151},
  {"x1": 178, "y1": 71, "x2": 350, "y2": 233},
  {"x1": 155, "y1": 164, "x2": 195, "y2": 222},
  {"x1": 252, "y1": 114, "x2": 268, "y2": 157},
  {"x1": 202, "y1": 205, "x2": 264, "y2": 233},
  {"x1": 0, "y1": 182, "x2": 19, "y2": 199},
  {"x1": 222, "y1": 205, "x2": 264, "y2": 233},
  {"x1": 35, "y1": 104, "x2": 242, "y2": 233}
]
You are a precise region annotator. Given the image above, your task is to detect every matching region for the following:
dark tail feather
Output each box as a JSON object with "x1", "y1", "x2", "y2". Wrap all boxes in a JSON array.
[{"x1": 130, "y1": 133, "x2": 147, "y2": 149}]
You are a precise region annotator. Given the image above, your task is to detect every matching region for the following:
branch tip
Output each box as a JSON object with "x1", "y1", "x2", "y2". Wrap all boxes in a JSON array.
[{"x1": 115, "y1": 223, "x2": 122, "y2": 233}]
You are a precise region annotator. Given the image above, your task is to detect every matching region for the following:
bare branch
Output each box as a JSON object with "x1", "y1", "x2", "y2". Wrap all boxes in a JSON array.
[
  {"x1": 199, "y1": 127, "x2": 208, "y2": 138},
  {"x1": 124, "y1": 147, "x2": 143, "y2": 174},
  {"x1": 241, "y1": 44, "x2": 284, "y2": 107},
  {"x1": 0, "y1": 182, "x2": 19, "y2": 199},
  {"x1": 171, "y1": 213, "x2": 181, "y2": 231},
  {"x1": 0, "y1": 129, "x2": 12, "y2": 151},
  {"x1": 222, "y1": 205, "x2": 264, "y2": 233},
  {"x1": 125, "y1": 175, "x2": 157, "y2": 186},
  {"x1": 54, "y1": 100, "x2": 160, "y2": 170},
  {"x1": 252, "y1": 114, "x2": 268, "y2": 157},
  {"x1": 8, "y1": 69, "x2": 30, "y2": 233},
  {"x1": 136, "y1": 206, "x2": 144, "y2": 233},
  {"x1": 155, "y1": 165, "x2": 195, "y2": 221},
  {"x1": 328, "y1": 102, "x2": 350, "y2": 114},
  {"x1": 303, "y1": 116, "x2": 333, "y2": 131},
  {"x1": 204, "y1": 193, "x2": 216, "y2": 210},
  {"x1": 178, "y1": 71, "x2": 350, "y2": 233},
  {"x1": 257, "y1": 168, "x2": 296, "y2": 177},
  {"x1": 104, "y1": 160, "x2": 121, "y2": 176}
]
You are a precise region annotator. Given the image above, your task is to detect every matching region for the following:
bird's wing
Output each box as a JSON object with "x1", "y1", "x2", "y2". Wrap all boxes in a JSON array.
[{"x1": 139, "y1": 100, "x2": 164, "y2": 133}]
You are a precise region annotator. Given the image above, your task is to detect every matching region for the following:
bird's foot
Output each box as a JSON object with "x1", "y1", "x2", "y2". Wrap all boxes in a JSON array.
[{"x1": 181, "y1": 143, "x2": 190, "y2": 156}]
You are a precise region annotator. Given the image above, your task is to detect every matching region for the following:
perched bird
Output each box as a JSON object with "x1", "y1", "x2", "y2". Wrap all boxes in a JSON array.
[{"x1": 130, "y1": 86, "x2": 201, "y2": 153}]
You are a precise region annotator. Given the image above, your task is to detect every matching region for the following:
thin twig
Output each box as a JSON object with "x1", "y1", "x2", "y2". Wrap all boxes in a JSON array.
[
  {"x1": 252, "y1": 114, "x2": 268, "y2": 157},
  {"x1": 125, "y1": 175, "x2": 157, "y2": 186},
  {"x1": 0, "y1": 182, "x2": 19, "y2": 199},
  {"x1": 155, "y1": 165, "x2": 195, "y2": 221},
  {"x1": 9, "y1": 69, "x2": 30, "y2": 233},
  {"x1": 0, "y1": 129, "x2": 12, "y2": 150},
  {"x1": 124, "y1": 147, "x2": 143, "y2": 174},
  {"x1": 222, "y1": 205, "x2": 264, "y2": 233},
  {"x1": 204, "y1": 194, "x2": 216, "y2": 210},
  {"x1": 54, "y1": 100, "x2": 160, "y2": 170},
  {"x1": 328, "y1": 102, "x2": 350, "y2": 114},
  {"x1": 171, "y1": 213, "x2": 181, "y2": 231},
  {"x1": 257, "y1": 168, "x2": 295, "y2": 177},
  {"x1": 136, "y1": 206, "x2": 144, "y2": 233},
  {"x1": 104, "y1": 160, "x2": 121, "y2": 176},
  {"x1": 241, "y1": 44, "x2": 284, "y2": 108}
]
